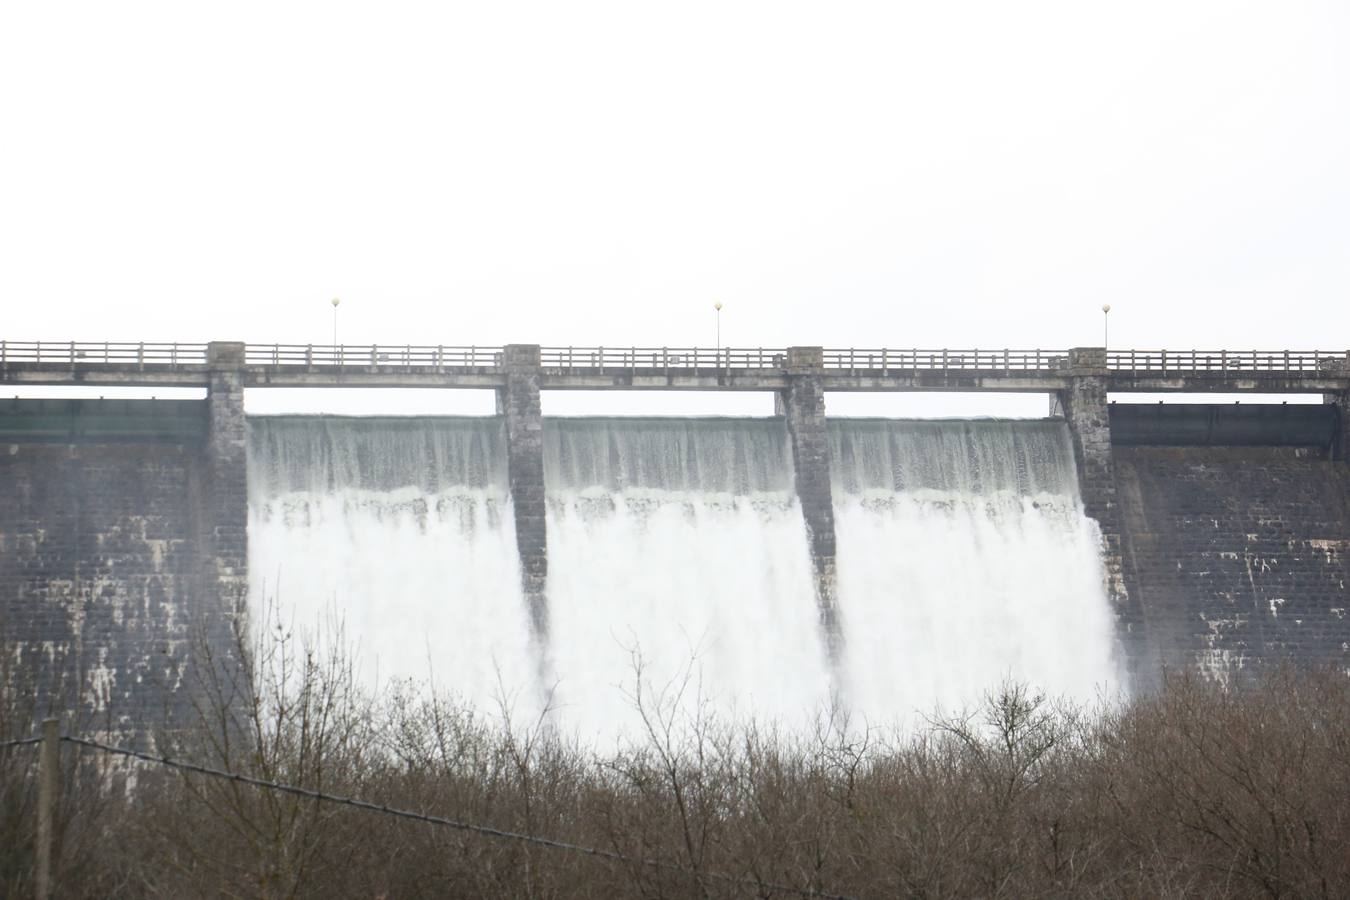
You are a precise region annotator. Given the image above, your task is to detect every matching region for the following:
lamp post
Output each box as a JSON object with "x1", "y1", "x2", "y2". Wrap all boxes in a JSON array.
[
  {"x1": 714, "y1": 301, "x2": 723, "y2": 356},
  {"x1": 1101, "y1": 303, "x2": 1111, "y2": 349},
  {"x1": 331, "y1": 297, "x2": 341, "y2": 355}
]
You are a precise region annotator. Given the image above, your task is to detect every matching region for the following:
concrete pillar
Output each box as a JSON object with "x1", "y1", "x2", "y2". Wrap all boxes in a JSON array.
[
  {"x1": 181, "y1": 341, "x2": 249, "y2": 719},
  {"x1": 1326, "y1": 392, "x2": 1348, "y2": 460},
  {"x1": 204, "y1": 342, "x2": 248, "y2": 622},
  {"x1": 1057, "y1": 347, "x2": 1144, "y2": 682},
  {"x1": 778, "y1": 347, "x2": 843, "y2": 666},
  {"x1": 496, "y1": 344, "x2": 549, "y2": 645}
]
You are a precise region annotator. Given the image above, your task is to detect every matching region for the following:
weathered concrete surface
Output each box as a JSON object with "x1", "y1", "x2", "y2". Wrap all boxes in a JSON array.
[
  {"x1": 204, "y1": 343, "x2": 248, "y2": 630},
  {"x1": 1056, "y1": 349, "x2": 1146, "y2": 684},
  {"x1": 496, "y1": 345, "x2": 549, "y2": 647},
  {"x1": 1115, "y1": 446, "x2": 1350, "y2": 677},
  {"x1": 1326, "y1": 392, "x2": 1348, "y2": 460},
  {"x1": 1110, "y1": 403, "x2": 1341, "y2": 449},
  {"x1": 776, "y1": 347, "x2": 844, "y2": 666},
  {"x1": 0, "y1": 420, "x2": 205, "y2": 742},
  {"x1": 0, "y1": 346, "x2": 249, "y2": 744},
  {"x1": 0, "y1": 398, "x2": 207, "y2": 442}
]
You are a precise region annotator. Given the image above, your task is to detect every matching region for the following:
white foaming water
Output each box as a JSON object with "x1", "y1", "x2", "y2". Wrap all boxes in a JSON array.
[
  {"x1": 830, "y1": 419, "x2": 1125, "y2": 724},
  {"x1": 543, "y1": 418, "x2": 833, "y2": 743},
  {"x1": 246, "y1": 414, "x2": 1122, "y2": 741},
  {"x1": 247, "y1": 418, "x2": 540, "y2": 721}
]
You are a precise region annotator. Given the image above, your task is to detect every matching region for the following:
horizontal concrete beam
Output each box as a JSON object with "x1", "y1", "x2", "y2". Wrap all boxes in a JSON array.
[
  {"x1": 243, "y1": 370, "x2": 507, "y2": 389},
  {"x1": 3, "y1": 364, "x2": 1347, "y2": 393},
  {"x1": 1105, "y1": 375, "x2": 1348, "y2": 393},
  {"x1": 0, "y1": 368, "x2": 210, "y2": 387}
]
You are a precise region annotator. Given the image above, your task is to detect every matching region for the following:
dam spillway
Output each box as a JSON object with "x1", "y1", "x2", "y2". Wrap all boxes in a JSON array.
[
  {"x1": 4, "y1": 342, "x2": 1346, "y2": 743},
  {"x1": 246, "y1": 415, "x2": 1122, "y2": 737}
]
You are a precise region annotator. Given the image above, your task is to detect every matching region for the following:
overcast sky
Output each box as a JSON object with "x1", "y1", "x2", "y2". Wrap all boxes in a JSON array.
[{"x1": 2, "y1": 1, "x2": 1346, "y2": 415}]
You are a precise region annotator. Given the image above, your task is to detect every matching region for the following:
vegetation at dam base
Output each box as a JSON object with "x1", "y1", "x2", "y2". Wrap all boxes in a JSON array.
[{"x1": 3, "y1": 634, "x2": 1349, "y2": 900}]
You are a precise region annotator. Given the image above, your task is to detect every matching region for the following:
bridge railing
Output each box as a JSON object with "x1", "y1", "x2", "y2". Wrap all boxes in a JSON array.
[
  {"x1": 1106, "y1": 349, "x2": 1349, "y2": 374},
  {"x1": 244, "y1": 344, "x2": 503, "y2": 368},
  {"x1": 540, "y1": 347, "x2": 786, "y2": 370},
  {"x1": 0, "y1": 341, "x2": 207, "y2": 368},
  {"x1": 821, "y1": 348, "x2": 1068, "y2": 373},
  {"x1": 3, "y1": 342, "x2": 1346, "y2": 378}
]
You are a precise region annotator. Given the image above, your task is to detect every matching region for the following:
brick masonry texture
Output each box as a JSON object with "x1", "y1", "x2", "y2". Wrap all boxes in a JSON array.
[
  {"x1": 778, "y1": 348, "x2": 843, "y2": 667},
  {"x1": 0, "y1": 440, "x2": 205, "y2": 741},
  {"x1": 496, "y1": 345, "x2": 549, "y2": 646},
  {"x1": 1329, "y1": 392, "x2": 1348, "y2": 460},
  {"x1": 1115, "y1": 446, "x2": 1350, "y2": 678},
  {"x1": 1057, "y1": 358, "x2": 1149, "y2": 685}
]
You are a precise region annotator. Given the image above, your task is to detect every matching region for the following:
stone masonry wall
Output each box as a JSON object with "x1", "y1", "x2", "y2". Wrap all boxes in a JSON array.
[
  {"x1": 1057, "y1": 349, "x2": 1147, "y2": 684},
  {"x1": 777, "y1": 347, "x2": 843, "y2": 667},
  {"x1": 496, "y1": 344, "x2": 549, "y2": 647},
  {"x1": 1328, "y1": 391, "x2": 1348, "y2": 460},
  {"x1": 1115, "y1": 446, "x2": 1350, "y2": 677},
  {"x1": 0, "y1": 439, "x2": 204, "y2": 742}
]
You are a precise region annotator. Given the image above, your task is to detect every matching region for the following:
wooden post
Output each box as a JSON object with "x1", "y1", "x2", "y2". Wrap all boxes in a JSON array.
[{"x1": 36, "y1": 717, "x2": 59, "y2": 900}]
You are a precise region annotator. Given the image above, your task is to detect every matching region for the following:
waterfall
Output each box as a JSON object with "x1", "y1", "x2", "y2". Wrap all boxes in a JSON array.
[
  {"x1": 246, "y1": 417, "x2": 539, "y2": 718},
  {"x1": 542, "y1": 418, "x2": 832, "y2": 741},
  {"x1": 245, "y1": 414, "x2": 1122, "y2": 741},
  {"x1": 829, "y1": 419, "x2": 1124, "y2": 722}
]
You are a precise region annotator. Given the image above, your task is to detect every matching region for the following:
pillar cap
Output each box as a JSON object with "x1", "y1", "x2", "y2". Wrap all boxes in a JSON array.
[
  {"x1": 785, "y1": 346, "x2": 824, "y2": 374},
  {"x1": 500, "y1": 344, "x2": 542, "y2": 371},
  {"x1": 1066, "y1": 347, "x2": 1108, "y2": 376},
  {"x1": 207, "y1": 342, "x2": 246, "y2": 368}
]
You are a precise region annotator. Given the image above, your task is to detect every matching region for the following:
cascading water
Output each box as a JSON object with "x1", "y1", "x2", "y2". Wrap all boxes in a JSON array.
[
  {"x1": 245, "y1": 414, "x2": 1122, "y2": 741},
  {"x1": 542, "y1": 418, "x2": 832, "y2": 741},
  {"x1": 830, "y1": 419, "x2": 1124, "y2": 722},
  {"x1": 246, "y1": 417, "x2": 539, "y2": 716}
]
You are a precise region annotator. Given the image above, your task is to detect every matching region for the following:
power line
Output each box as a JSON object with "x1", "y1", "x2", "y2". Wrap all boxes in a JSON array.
[
  {"x1": 62, "y1": 735, "x2": 856, "y2": 900},
  {"x1": 0, "y1": 736, "x2": 42, "y2": 749}
]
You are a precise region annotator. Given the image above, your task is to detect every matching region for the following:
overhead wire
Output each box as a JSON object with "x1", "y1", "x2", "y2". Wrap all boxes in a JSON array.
[{"x1": 61, "y1": 734, "x2": 857, "y2": 900}]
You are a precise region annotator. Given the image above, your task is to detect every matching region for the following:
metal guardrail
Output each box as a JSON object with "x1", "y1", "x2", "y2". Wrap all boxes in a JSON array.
[
  {"x1": 2, "y1": 343, "x2": 1346, "y2": 377},
  {"x1": 539, "y1": 346, "x2": 784, "y2": 370},
  {"x1": 822, "y1": 348, "x2": 1067, "y2": 373},
  {"x1": 244, "y1": 344, "x2": 501, "y2": 368},
  {"x1": 1106, "y1": 349, "x2": 1349, "y2": 374},
  {"x1": 0, "y1": 341, "x2": 207, "y2": 368}
]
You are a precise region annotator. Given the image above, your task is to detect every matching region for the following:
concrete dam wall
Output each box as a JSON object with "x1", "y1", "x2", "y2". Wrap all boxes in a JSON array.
[{"x1": 1, "y1": 392, "x2": 1347, "y2": 741}]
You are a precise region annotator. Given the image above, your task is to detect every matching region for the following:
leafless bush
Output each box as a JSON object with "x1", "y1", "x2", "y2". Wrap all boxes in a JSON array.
[{"x1": 4, "y1": 619, "x2": 1349, "y2": 898}]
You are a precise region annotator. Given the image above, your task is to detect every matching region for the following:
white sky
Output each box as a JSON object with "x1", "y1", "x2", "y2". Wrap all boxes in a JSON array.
[{"x1": 2, "y1": 1, "x2": 1346, "y2": 416}]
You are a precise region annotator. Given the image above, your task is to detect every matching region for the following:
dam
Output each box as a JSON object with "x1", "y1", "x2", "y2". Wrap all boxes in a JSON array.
[{"x1": 1, "y1": 341, "x2": 1347, "y2": 741}]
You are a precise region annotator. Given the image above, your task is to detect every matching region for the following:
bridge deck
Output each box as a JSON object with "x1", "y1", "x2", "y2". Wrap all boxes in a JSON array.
[{"x1": 0, "y1": 342, "x2": 1346, "y2": 392}]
